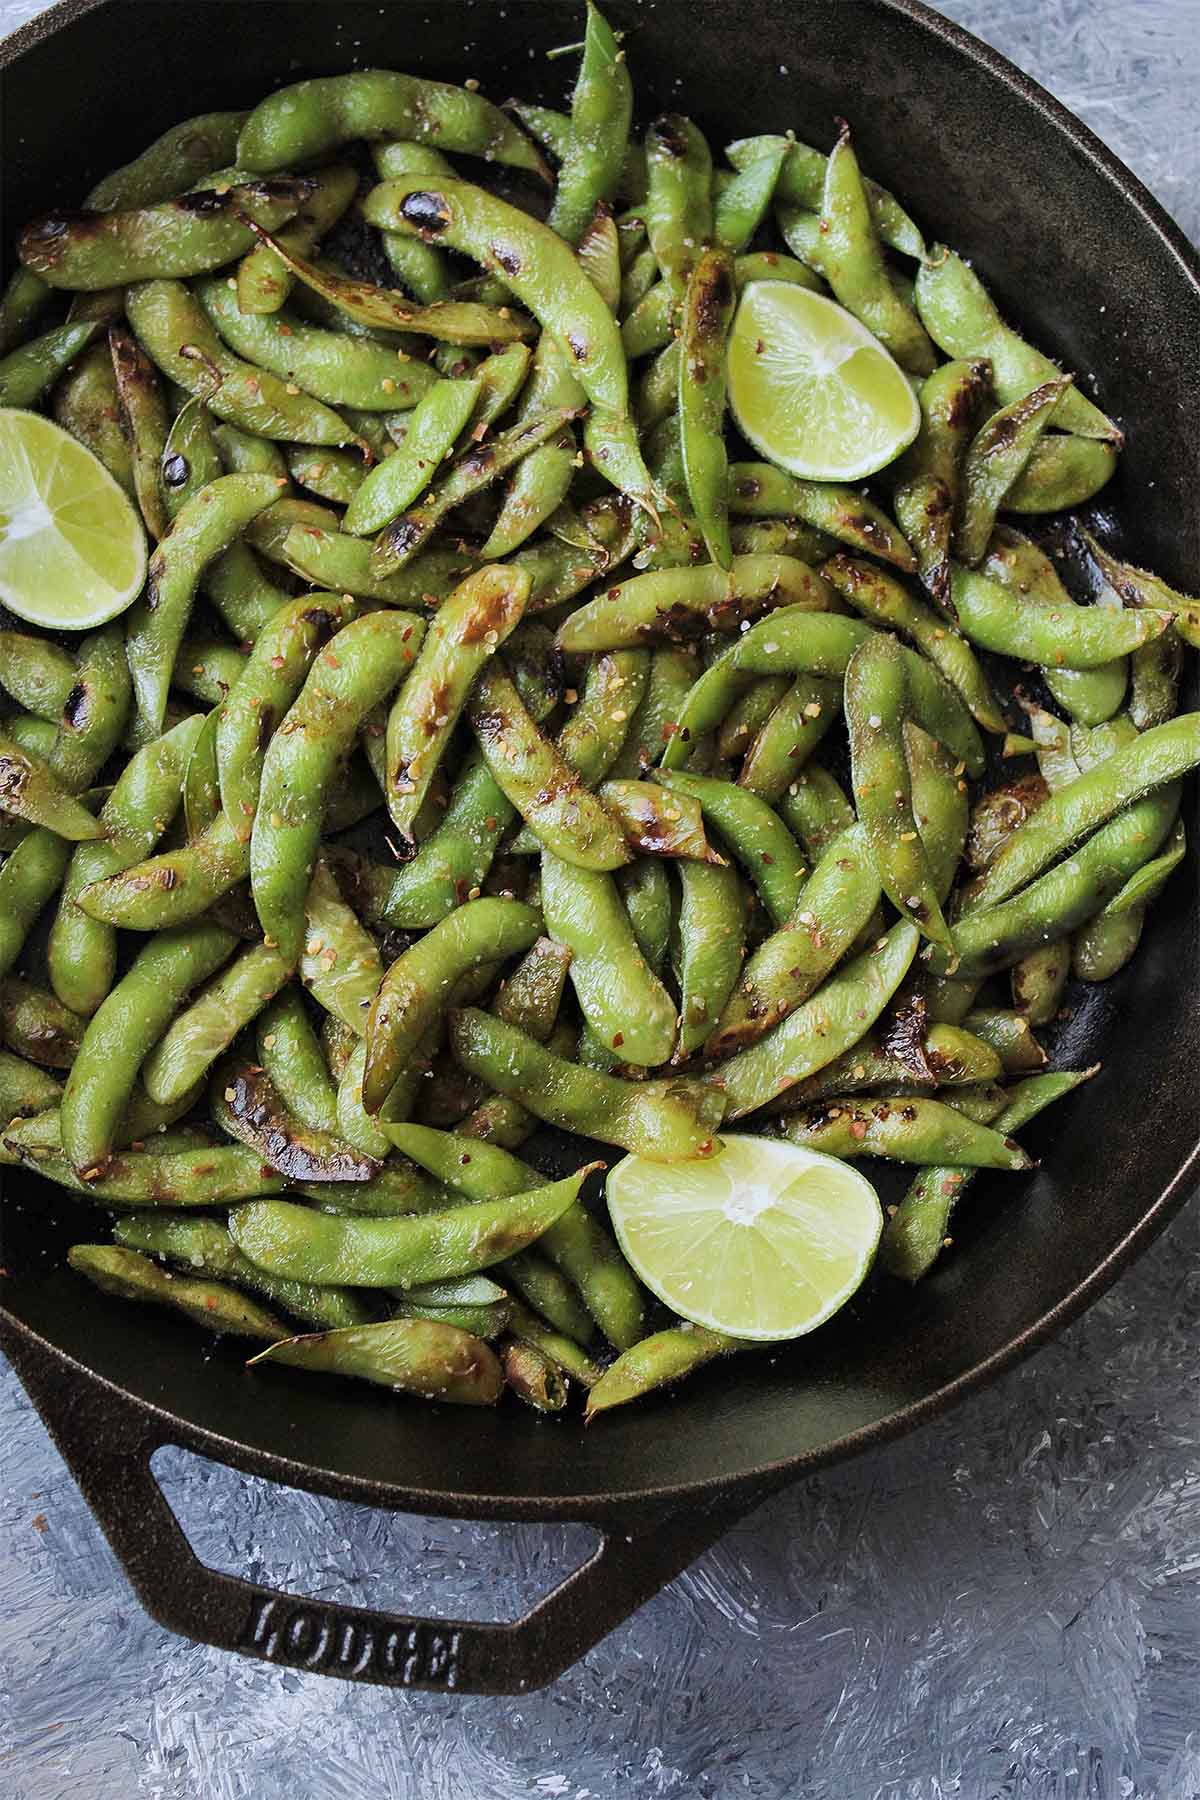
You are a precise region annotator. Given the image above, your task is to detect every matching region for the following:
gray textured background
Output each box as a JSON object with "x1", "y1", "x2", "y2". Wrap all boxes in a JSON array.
[{"x1": 2, "y1": 2, "x2": 1199, "y2": 1795}]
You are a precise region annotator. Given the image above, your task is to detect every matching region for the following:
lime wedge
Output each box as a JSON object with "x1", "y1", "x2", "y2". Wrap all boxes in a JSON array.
[
  {"x1": 0, "y1": 408, "x2": 147, "y2": 630},
  {"x1": 727, "y1": 281, "x2": 920, "y2": 481},
  {"x1": 606, "y1": 1133, "x2": 882, "y2": 1341}
]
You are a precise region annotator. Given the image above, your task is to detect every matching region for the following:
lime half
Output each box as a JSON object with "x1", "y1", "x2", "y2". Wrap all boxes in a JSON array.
[
  {"x1": 606, "y1": 1133, "x2": 883, "y2": 1341},
  {"x1": 728, "y1": 281, "x2": 920, "y2": 482},
  {"x1": 0, "y1": 408, "x2": 147, "y2": 629}
]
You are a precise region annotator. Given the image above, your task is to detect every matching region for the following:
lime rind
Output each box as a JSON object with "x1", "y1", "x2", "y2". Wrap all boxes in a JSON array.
[{"x1": 606, "y1": 1133, "x2": 883, "y2": 1341}]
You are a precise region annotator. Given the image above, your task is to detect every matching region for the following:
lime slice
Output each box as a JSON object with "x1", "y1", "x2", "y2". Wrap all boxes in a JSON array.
[
  {"x1": 727, "y1": 281, "x2": 920, "y2": 481},
  {"x1": 0, "y1": 408, "x2": 147, "y2": 629},
  {"x1": 606, "y1": 1133, "x2": 882, "y2": 1341}
]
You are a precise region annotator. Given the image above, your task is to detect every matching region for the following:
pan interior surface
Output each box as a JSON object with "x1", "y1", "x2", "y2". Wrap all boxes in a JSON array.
[{"x1": 1, "y1": 0, "x2": 1197, "y2": 1514}]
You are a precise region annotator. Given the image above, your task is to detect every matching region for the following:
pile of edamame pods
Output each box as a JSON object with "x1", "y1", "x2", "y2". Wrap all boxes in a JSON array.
[{"x1": 1, "y1": 3, "x2": 1197, "y2": 1419}]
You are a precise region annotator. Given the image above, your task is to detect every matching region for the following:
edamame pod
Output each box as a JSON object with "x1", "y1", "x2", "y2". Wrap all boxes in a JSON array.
[
  {"x1": 541, "y1": 852, "x2": 677, "y2": 1067},
  {"x1": 142, "y1": 942, "x2": 292, "y2": 1106},
  {"x1": 213, "y1": 1054, "x2": 378, "y2": 1182},
  {"x1": 892, "y1": 358, "x2": 991, "y2": 613},
  {"x1": 235, "y1": 162, "x2": 359, "y2": 316},
  {"x1": 679, "y1": 247, "x2": 736, "y2": 567},
  {"x1": 727, "y1": 462, "x2": 916, "y2": 570},
  {"x1": 778, "y1": 1095, "x2": 1031, "y2": 1168},
  {"x1": 954, "y1": 378, "x2": 1069, "y2": 564},
  {"x1": 249, "y1": 1318, "x2": 505, "y2": 1405},
  {"x1": 557, "y1": 555, "x2": 834, "y2": 652},
  {"x1": 655, "y1": 768, "x2": 806, "y2": 925},
  {"x1": 69, "y1": 1244, "x2": 286, "y2": 1338},
  {"x1": 0, "y1": 736, "x2": 104, "y2": 840},
  {"x1": 342, "y1": 376, "x2": 479, "y2": 535},
  {"x1": 948, "y1": 563, "x2": 1165, "y2": 669},
  {"x1": 548, "y1": 2, "x2": 634, "y2": 244}
]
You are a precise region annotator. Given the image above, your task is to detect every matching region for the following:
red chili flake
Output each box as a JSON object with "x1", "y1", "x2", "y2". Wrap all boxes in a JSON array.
[{"x1": 612, "y1": 1032, "x2": 624, "y2": 1048}]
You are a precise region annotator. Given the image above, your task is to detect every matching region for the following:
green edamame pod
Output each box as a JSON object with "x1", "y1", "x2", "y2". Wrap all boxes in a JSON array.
[
  {"x1": 644, "y1": 114, "x2": 713, "y2": 305},
  {"x1": 717, "y1": 676, "x2": 791, "y2": 762},
  {"x1": 450, "y1": 1008, "x2": 725, "y2": 1160},
  {"x1": 196, "y1": 274, "x2": 440, "y2": 412},
  {"x1": 727, "y1": 462, "x2": 915, "y2": 570},
  {"x1": 48, "y1": 714, "x2": 204, "y2": 1016},
  {"x1": 231, "y1": 1166, "x2": 594, "y2": 1289},
  {"x1": 892, "y1": 358, "x2": 991, "y2": 613},
  {"x1": 342, "y1": 376, "x2": 479, "y2": 535},
  {"x1": 979, "y1": 527, "x2": 1127, "y2": 725},
  {"x1": 881, "y1": 1067, "x2": 1098, "y2": 1281},
  {"x1": 672, "y1": 861, "x2": 746, "y2": 1058},
  {"x1": 616, "y1": 858, "x2": 673, "y2": 975},
  {"x1": 776, "y1": 765, "x2": 855, "y2": 856},
  {"x1": 707, "y1": 822, "x2": 880, "y2": 1057},
  {"x1": 914, "y1": 247, "x2": 1121, "y2": 442},
  {"x1": 1129, "y1": 627, "x2": 1183, "y2": 732},
  {"x1": 85, "y1": 111, "x2": 250, "y2": 211},
  {"x1": 19, "y1": 178, "x2": 313, "y2": 290},
  {"x1": 0, "y1": 632, "x2": 78, "y2": 720},
  {"x1": 237, "y1": 70, "x2": 551, "y2": 180},
  {"x1": 363, "y1": 897, "x2": 540, "y2": 1113},
  {"x1": 906, "y1": 721, "x2": 968, "y2": 905},
  {"x1": 714, "y1": 919, "x2": 921, "y2": 1119},
  {"x1": 127, "y1": 280, "x2": 360, "y2": 446},
  {"x1": 0, "y1": 267, "x2": 53, "y2": 355},
  {"x1": 1011, "y1": 941, "x2": 1070, "y2": 1027},
  {"x1": 124, "y1": 472, "x2": 282, "y2": 740},
  {"x1": 960, "y1": 1007, "x2": 1048, "y2": 1073},
  {"x1": 61, "y1": 922, "x2": 236, "y2": 1172},
  {"x1": 557, "y1": 554, "x2": 834, "y2": 652},
  {"x1": 216, "y1": 592, "x2": 355, "y2": 839},
  {"x1": 468, "y1": 666, "x2": 630, "y2": 871},
  {"x1": 480, "y1": 432, "x2": 577, "y2": 561},
  {"x1": 502, "y1": 1339, "x2": 568, "y2": 1412},
  {"x1": 954, "y1": 378, "x2": 1069, "y2": 565},
  {"x1": 235, "y1": 163, "x2": 359, "y2": 316},
  {"x1": 0, "y1": 319, "x2": 102, "y2": 408},
  {"x1": 549, "y1": 2, "x2": 634, "y2": 244},
  {"x1": 0, "y1": 736, "x2": 104, "y2": 840},
  {"x1": 1105, "y1": 815, "x2": 1186, "y2": 913},
  {"x1": 778, "y1": 1095, "x2": 1031, "y2": 1168},
  {"x1": 172, "y1": 637, "x2": 248, "y2": 707},
  {"x1": 282, "y1": 525, "x2": 466, "y2": 606},
  {"x1": 655, "y1": 768, "x2": 806, "y2": 925},
  {"x1": 948, "y1": 562, "x2": 1164, "y2": 669},
  {"x1": 738, "y1": 675, "x2": 842, "y2": 802},
  {"x1": 52, "y1": 341, "x2": 136, "y2": 493},
  {"x1": 379, "y1": 754, "x2": 516, "y2": 930},
  {"x1": 299, "y1": 860, "x2": 384, "y2": 1035},
  {"x1": 113, "y1": 1214, "x2": 372, "y2": 1331},
  {"x1": 678, "y1": 246, "x2": 736, "y2": 568},
  {"x1": 541, "y1": 852, "x2": 676, "y2": 1067},
  {"x1": 1003, "y1": 432, "x2": 1118, "y2": 512},
  {"x1": 256, "y1": 987, "x2": 339, "y2": 1134},
  {"x1": 286, "y1": 446, "x2": 365, "y2": 507},
  {"x1": 40, "y1": 623, "x2": 130, "y2": 795},
  {"x1": 250, "y1": 610, "x2": 426, "y2": 963},
  {"x1": 715, "y1": 141, "x2": 788, "y2": 253},
  {"x1": 384, "y1": 565, "x2": 527, "y2": 846},
  {"x1": 1071, "y1": 907, "x2": 1145, "y2": 982},
  {"x1": 0, "y1": 978, "x2": 87, "y2": 1068},
  {"x1": 249, "y1": 1318, "x2": 504, "y2": 1405},
  {"x1": 765, "y1": 1021, "x2": 1003, "y2": 1109},
  {"x1": 0, "y1": 829, "x2": 72, "y2": 981},
  {"x1": 69, "y1": 1244, "x2": 286, "y2": 1339},
  {"x1": 586, "y1": 1322, "x2": 738, "y2": 1417},
  {"x1": 729, "y1": 132, "x2": 924, "y2": 257},
  {"x1": 142, "y1": 941, "x2": 291, "y2": 1106},
  {"x1": 1079, "y1": 526, "x2": 1200, "y2": 653},
  {"x1": 108, "y1": 323, "x2": 170, "y2": 539},
  {"x1": 336, "y1": 1039, "x2": 392, "y2": 1159}
]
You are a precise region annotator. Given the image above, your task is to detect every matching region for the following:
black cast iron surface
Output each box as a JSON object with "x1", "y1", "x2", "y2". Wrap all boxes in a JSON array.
[{"x1": 0, "y1": 0, "x2": 1197, "y2": 1693}]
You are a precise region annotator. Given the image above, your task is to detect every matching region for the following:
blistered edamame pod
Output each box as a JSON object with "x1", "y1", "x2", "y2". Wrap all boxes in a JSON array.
[
  {"x1": 378, "y1": 754, "x2": 516, "y2": 930},
  {"x1": 1004, "y1": 433, "x2": 1119, "y2": 512},
  {"x1": 231, "y1": 1164, "x2": 593, "y2": 1290},
  {"x1": 467, "y1": 666, "x2": 631, "y2": 871},
  {"x1": 806, "y1": 127, "x2": 933, "y2": 374},
  {"x1": 78, "y1": 804, "x2": 249, "y2": 929},
  {"x1": 48, "y1": 713, "x2": 204, "y2": 1016},
  {"x1": 41, "y1": 623, "x2": 131, "y2": 795},
  {"x1": 949, "y1": 562, "x2": 1165, "y2": 669},
  {"x1": 480, "y1": 432, "x2": 578, "y2": 562},
  {"x1": 85, "y1": 111, "x2": 249, "y2": 211},
  {"x1": 1078, "y1": 526, "x2": 1200, "y2": 652},
  {"x1": 677, "y1": 246, "x2": 736, "y2": 568},
  {"x1": 196, "y1": 274, "x2": 440, "y2": 412},
  {"x1": 69, "y1": 1244, "x2": 286, "y2": 1338},
  {"x1": 729, "y1": 131, "x2": 924, "y2": 257},
  {"x1": 0, "y1": 632, "x2": 78, "y2": 720},
  {"x1": 60, "y1": 922, "x2": 235, "y2": 1172},
  {"x1": 954, "y1": 377, "x2": 1069, "y2": 565},
  {"x1": 959, "y1": 1007, "x2": 1048, "y2": 1073},
  {"x1": 727, "y1": 462, "x2": 915, "y2": 571},
  {"x1": 124, "y1": 472, "x2": 281, "y2": 740},
  {"x1": 595, "y1": 778, "x2": 721, "y2": 860},
  {"x1": 608, "y1": 647, "x2": 699, "y2": 779},
  {"x1": 0, "y1": 266, "x2": 53, "y2": 355},
  {"x1": 235, "y1": 162, "x2": 358, "y2": 315},
  {"x1": 557, "y1": 647, "x2": 651, "y2": 787},
  {"x1": 548, "y1": 2, "x2": 634, "y2": 243},
  {"x1": 557, "y1": 554, "x2": 834, "y2": 653},
  {"x1": 765, "y1": 1021, "x2": 1003, "y2": 1109},
  {"x1": 706, "y1": 822, "x2": 880, "y2": 1057},
  {"x1": 779, "y1": 1095, "x2": 1031, "y2": 1168},
  {"x1": 540, "y1": 853, "x2": 676, "y2": 1067},
  {"x1": 0, "y1": 319, "x2": 101, "y2": 408},
  {"x1": 654, "y1": 768, "x2": 805, "y2": 925},
  {"x1": 905, "y1": 721, "x2": 968, "y2": 905},
  {"x1": 126, "y1": 280, "x2": 360, "y2": 446},
  {"x1": 216, "y1": 592, "x2": 355, "y2": 838},
  {"x1": 1010, "y1": 941, "x2": 1069, "y2": 1027},
  {"x1": 250, "y1": 1317, "x2": 505, "y2": 1405},
  {"x1": 238, "y1": 69, "x2": 550, "y2": 178},
  {"x1": 715, "y1": 918, "x2": 920, "y2": 1119},
  {"x1": 643, "y1": 113, "x2": 713, "y2": 306},
  {"x1": 362, "y1": 179, "x2": 654, "y2": 504},
  {"x1": 978, "y1": 526, "x2": 1127, "y2": 725},
  {"x1": 937, "y1": 786, "x2": 1180, "y2": 978},
  {"x1": 738, "y1": 675, "x2": 842, "y2": 802},
  {"x1": 362, "y1": 897, "x2": 540, "y2": 1113},
  {"x1": 142, "y1": 942, "x2": 292, "y2": 1107},
  {"x1": 341, "y1": 377, "x2": 479, "y2": 536},
  {"x1": 51, "y1": 340, "x2": 135, "y2": 492},
  {"x1": 171, "y1": 636, "x2": 247, "y2": 708},
  {"x1": 914, "y1": 247, "x2": 1121, "y2": 442},
  {"x1": 450, "y1": 1007, "x2": 725, "y2": 1159},
  {"x1": 213, "y1": 1053, "x2": 378, "y2": 1183},
  {"x1": 107, "y1": 322, "x2": 171, "y2": 538},
  {"x1": 113, "y1": 1214, "x2": 372, "y2": 1331},
  {"x1": 966, "y1": 714, "x2": 1200, "y2": 910},
  {"x1": 0, "y1": 830, "x2": 72, "y2": 983},
  {"x1": 0, "y1": 736, "x2": 104, "y2": 840},
  {"x1": 299, "y1": 860, "x2": 385, "y2": 1034},
  {"x1": 383, "y1": 565, "x2": 527, "y2": 845},
  {"x1": 881, "y1": 1067, "x2": 1098, "y2": 1281},
  {"x1": 667, "y1": 860, "x2": 742, "y2": 1059},
  {"x1": 248, "y1": 612, "x2": 425, "y2": 963},
  {"x1": 0, "y1": 977, "x2": 87, "y2": 1068},
  {"x1": 282, "y1": 525, "x2": 465, "y2": 607},
  {"x1": 891, "y1": 357, "x2": 991, "y2": 614},
  {"x1": 19, "y1": 178, "x2": 314, "y2": 291}
]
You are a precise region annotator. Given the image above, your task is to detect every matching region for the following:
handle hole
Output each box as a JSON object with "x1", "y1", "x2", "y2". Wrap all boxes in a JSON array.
[{"x1": 149, "y1": 1445, "x2": 601, "y2": 1624}]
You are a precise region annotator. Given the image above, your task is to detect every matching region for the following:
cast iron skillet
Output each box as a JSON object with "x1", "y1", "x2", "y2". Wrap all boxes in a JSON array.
[{"x1": 1, "y1": 0, "x2": 1197, "y2": 1698}]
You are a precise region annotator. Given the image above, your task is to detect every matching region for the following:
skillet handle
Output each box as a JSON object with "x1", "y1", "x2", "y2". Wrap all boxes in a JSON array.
[{"x1": 1, "y1": 1327, "x2": 747, "y2": 1694}]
